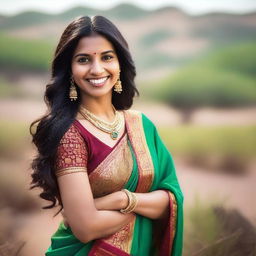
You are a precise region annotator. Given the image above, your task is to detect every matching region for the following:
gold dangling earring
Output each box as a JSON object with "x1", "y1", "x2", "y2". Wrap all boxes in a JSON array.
[
  {"x1": 114, "y1": 71, "x2": 122, "y2": 94},
  {"x1": 69, "y1": 76, "x2": 78, "y2": 101}
]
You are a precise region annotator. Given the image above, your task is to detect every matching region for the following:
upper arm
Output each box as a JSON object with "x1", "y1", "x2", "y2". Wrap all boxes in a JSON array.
[{"x1": 55, "y1": 124, "x2": 96, "y2": 242}]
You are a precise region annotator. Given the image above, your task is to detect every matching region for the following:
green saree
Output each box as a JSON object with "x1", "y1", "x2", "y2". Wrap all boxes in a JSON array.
[{"x1": 45, "y1": 110, "x2": 183, "y2": 256}]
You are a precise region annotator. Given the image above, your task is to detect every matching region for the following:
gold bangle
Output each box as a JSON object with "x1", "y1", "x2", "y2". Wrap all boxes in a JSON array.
[
  {"x1": 128, "y1": 192, "x2": 138, "y2": 213},
  {"x1": 120, "y1": 189, "x2": 131, "y2": 213},
  {"x1": 120, "y1": 189, "x2": 138, "y2": 214}
]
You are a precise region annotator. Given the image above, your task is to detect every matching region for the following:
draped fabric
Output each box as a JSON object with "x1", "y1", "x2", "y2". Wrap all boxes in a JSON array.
[{"x1": 45, "y1": 110, "x2": 183, "y2": 256}]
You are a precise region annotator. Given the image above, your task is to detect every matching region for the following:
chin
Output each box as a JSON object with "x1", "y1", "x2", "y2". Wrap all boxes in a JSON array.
[{"x1": 81, "y1": 87, "x2": 113, "y2": 99}]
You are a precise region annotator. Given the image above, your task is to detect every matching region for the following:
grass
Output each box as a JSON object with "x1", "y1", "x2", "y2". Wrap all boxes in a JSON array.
[
  {"x1": 184, "y1": 198, "x2": 222, "y2": 254},
  {"x1": 0, "y1": 121, "x2": 30, "y2": 159},
  {"x1": 159, "y1": 125, "x2": 256, "y2": 173},
  {"x1": 184, "y1": 199, "x2": 256, "y2": 256}
]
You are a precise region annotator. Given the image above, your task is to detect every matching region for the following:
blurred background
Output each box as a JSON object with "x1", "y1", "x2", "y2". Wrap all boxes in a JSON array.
[{"x1": 0, "y1": 0, "x2": 256, "y2": 255}]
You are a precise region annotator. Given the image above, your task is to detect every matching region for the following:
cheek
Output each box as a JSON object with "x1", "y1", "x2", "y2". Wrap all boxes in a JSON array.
[
  {"x1": 108, "y1": 62, "x2": 120, "y2": 75},
  {"x1": 71, "y1": 62, "x2": 88, "y2": 77}
]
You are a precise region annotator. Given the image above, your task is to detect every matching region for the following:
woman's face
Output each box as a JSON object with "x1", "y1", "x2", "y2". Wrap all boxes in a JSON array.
[{"x1": 71, "y1": 34, "x2": 120, "y2": 100}]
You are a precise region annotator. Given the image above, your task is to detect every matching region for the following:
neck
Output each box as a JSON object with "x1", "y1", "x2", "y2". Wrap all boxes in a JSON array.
[{"x1": 79, "y1": 95, "x2": 115, "y2": 122}]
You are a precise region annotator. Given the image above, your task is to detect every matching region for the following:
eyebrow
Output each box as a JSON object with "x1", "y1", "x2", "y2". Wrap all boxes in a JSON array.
[{"x1": 74, "y1": 50, "x2": 115, "y2": 58}]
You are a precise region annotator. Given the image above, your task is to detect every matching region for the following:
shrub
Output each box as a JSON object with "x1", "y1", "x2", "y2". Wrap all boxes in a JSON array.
[
  {"x1": 156, "y1": 67, "x2": 256, "y2": 109},
  {"x1": 0, "y1": 33, "x2": 53, "y2": 71}
]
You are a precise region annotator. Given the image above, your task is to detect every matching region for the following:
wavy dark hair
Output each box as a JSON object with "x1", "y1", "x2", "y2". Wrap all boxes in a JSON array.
[{"x1": 30, "y1": 15, "x2": 139, "y2": 216}]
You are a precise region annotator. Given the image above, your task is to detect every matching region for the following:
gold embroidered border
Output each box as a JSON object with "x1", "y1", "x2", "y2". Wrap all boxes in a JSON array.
[
  {"x1": 103, "y1": 216, "x2": 136, "y2": 253},
  {"x1": 92, "y1": 247, "x2": 116, "y2": 256},
  {"x1": 89, "y1": 134, "x2": 133, "y2": 198},
  {"x1": 169, "y1": 192, "x2": 177, "y2": 239},
  {"x1": 55, "y1": 167, "x2": 87, "y2": 178},
  {"x1": 124, "y1": 110, "x2": 154, "y2": 193},
  {"x1": 167, "y1": 191, "x2": 177, "y2": 254}
]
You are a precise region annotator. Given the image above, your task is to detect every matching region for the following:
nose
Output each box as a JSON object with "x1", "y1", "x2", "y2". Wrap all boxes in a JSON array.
[{"x1": 89, "y1": 59, "x2": 104, "y2": 76}]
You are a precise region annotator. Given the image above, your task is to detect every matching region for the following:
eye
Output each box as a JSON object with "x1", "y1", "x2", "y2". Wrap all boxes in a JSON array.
[
  {"x1": 102, "y1": 55, "x2": 114, "y2": 61},
  {"x1": 77, "y1": 57, "x2": 90, "y2": 63}
]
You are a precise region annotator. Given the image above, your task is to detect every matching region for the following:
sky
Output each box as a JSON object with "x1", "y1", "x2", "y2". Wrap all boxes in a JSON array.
[{"x1": 0, "y1": 0, "x2": 256, "y2": 16}]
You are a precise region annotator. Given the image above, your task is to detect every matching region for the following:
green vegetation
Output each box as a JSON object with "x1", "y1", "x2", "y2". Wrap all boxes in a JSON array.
[
  {"x1": 202, "y1": 42, "x2": 256, "y2": 78},
  {"x1": 0, "y1": 121, "x2": 30, "y2": 158},
  {"x1": 0, "y1": 11, "x2": 54, "y2": 30},
  {"x1": 0, "y1": 33, "x2": 53, "y2": 71},
  {"x1": 106, "y1": 3, "x2": 148, "y2": 20},
  {"x1": 184, "y1": 199, "x2": 222, "y2": 254},
  {"x1": 159, "y1": 125, "x2": 256, "y2": 173},
  {"x1": 148, "y1": 42, "x2": 256, "y2": 121},
  {"x1": 157, "y1": 68, "x2": 256, "y2": 109},
  {"x1": 184, "y1": 200, "x2": 256, "y2": 255}
]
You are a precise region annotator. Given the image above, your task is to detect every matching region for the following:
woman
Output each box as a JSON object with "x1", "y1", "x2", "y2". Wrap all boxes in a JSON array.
[{"x1": 30, "y1": 15, "x2": 183, "y2": 256}]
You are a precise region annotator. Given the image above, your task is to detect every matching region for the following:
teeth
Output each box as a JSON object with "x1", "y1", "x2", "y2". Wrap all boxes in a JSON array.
[{"x1": 88, "y1": 76, "x2": 108, "y2": 85}]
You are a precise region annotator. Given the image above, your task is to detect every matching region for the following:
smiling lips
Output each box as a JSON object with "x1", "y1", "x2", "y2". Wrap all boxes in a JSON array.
[{"x1": 86, "y1": 76, "x2": 109, "y2": 87}]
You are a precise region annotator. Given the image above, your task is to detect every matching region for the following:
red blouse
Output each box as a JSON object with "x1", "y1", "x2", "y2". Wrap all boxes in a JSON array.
[{"x1": 55, "y1": 119, "x2": 127, "y2": 175}]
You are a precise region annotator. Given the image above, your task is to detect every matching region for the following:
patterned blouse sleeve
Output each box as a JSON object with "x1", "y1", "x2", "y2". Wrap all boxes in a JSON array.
[{"x1": 54, "y1": 124, "x2": 88, "y2": 178}]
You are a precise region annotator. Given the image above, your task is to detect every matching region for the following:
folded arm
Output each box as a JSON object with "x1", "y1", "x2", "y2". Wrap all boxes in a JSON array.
[
  {"x1": 62, "y1": 189, "x2": 169, "y2": 234},
  {"x1": 94, "y1": 190, "x2": 170, "y2": 219},
  {"x1": 58, "y1": 172, "x2": 134, "y2": 244}
]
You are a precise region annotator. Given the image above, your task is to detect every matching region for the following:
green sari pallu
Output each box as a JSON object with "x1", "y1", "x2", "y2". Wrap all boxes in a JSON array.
[{"x1": 45, "y1": 110, "x2": 183, "y2": 256}]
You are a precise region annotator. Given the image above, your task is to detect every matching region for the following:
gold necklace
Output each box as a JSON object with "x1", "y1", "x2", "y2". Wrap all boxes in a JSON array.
[
  {"x1": 79, "y1": 105, "x2": 124, "y2": 140},
  {"x1": 80, "y1": 105, "x2": 119, "y2": 128}
]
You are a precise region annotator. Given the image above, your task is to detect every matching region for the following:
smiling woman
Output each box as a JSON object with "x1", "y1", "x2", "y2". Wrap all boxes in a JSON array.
[
  {"x1": 71, "y1": 34, "x2": 120, "y2": 99},
  {"x1": 29, "y1": 15, "x2": 183, "y2": 256}
]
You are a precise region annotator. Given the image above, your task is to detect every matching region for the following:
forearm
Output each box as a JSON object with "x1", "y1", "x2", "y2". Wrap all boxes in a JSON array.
[
  {"x1": 95, "y1": 190, "x2": 170, "y2": 220},
  {"x1": 67, "y1": 208, "x2": 134, "y2": 243},
  {"x1": 63, "y1": 189, "x2": 169, "y2": 242},
  {"x1": 62, "y1": 192, "x2": 134, "y2": 243},
  {"x1": 87, "y1": 210, "x2": 135, "y2": 242},
  {"x1": 133, "y1": 190, "x2": 169, "y2": 219}
]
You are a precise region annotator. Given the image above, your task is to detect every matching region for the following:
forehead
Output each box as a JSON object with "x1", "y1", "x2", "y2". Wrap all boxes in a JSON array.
[{"x1": 73, "y1": 34, "x2": 115, "y2": 54}]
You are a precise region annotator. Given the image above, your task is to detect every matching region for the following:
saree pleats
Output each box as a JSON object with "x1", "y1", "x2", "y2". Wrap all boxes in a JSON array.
[{"x1": 45, "y1": 110, "x2": 183, "y2": 256}]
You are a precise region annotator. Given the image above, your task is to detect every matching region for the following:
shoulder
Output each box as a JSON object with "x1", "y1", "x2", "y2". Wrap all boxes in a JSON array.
[
  {"x1": 59, "y1": 123, "x2": 84, "y2": 145},
  {"x1": 55, "y1": 123, "x2": 88, "y2": 171}
]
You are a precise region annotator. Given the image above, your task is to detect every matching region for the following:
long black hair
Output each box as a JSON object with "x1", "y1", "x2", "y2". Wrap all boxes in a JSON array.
[{"x1": 30, "y1": 16, "x2": 139, "y2": 215}]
